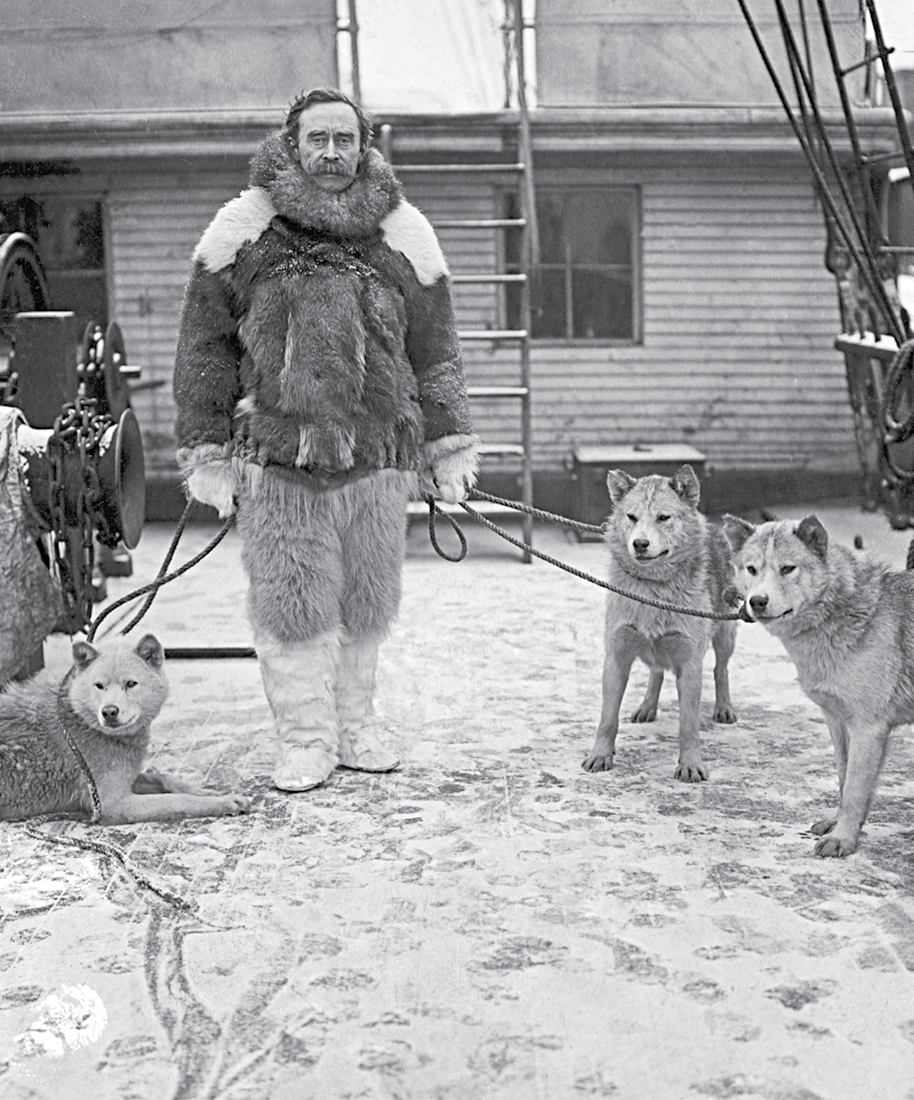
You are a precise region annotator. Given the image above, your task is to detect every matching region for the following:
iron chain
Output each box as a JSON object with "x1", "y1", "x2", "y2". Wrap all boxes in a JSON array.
[{"x1": 47, "y1": 394, "x2": 114, "y2": 634}]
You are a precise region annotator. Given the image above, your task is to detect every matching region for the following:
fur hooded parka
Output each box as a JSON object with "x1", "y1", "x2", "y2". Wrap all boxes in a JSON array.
[{"x1": 173, "y1": 130, "x2": 476, "y2": 486}]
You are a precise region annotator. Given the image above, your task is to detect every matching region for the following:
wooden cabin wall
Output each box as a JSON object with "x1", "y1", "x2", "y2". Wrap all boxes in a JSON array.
[
  {"x1": 2, "y1": 151, "x2": 855, "y2": 496},
  {"x1": 406, "y1": 158, "x2": 854, "y2": 483},
  {"x1": 106, "y1": 161, "x2": 247, "y2": 477}
]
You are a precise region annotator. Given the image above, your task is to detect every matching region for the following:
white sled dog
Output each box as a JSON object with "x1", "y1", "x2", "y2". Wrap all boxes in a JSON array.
[
  {"x1": 724, "y1": 512, "x2": 914, "y2": 857},
  {"x1": 0, "y1": 633, "x2": 251, "y2": 824},
  {"x1": 583, "y1": 465, "x2": 738, "y2": 782}
]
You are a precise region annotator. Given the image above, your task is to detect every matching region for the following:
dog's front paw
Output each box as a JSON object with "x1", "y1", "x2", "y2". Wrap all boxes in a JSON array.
[
  {"x1": 815, "y1": 831, "x2": 858, "y2": 858},
  {"x1": 674, "y1": 760, "x2": 708, "y2": 782},
  {"x1": 219, "y1": 794, "x2": 252, "y2": 816},
  {"x1": 630, "y1": 704, "x2": 657, "y2": 723},
  {"x1": 582, "y1": 752, "x2": 614, "y2": 773},
  {"x1": 810, "y1": 815, "x2": 837, "y2": 836},
  {"x1": 713, "y1": 703, "x2": 737, "y2": 724}
]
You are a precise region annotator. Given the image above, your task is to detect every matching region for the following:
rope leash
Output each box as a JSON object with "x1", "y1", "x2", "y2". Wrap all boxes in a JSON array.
[
  {"x1": 23, "y1": 817, "x2": 196, "y2": 913},
  {"x1": 87, "y1": 499, "x2": 233, "y2": 642},
  {"x1": 425, "y1": 494, "x2": 468, "y2": 562},
  {"x1": 469, "y1": 489, "x2": 606, "y2": 537},
  {"x1": 427, "y1": 490, "x2": 746, "y2": 622}
]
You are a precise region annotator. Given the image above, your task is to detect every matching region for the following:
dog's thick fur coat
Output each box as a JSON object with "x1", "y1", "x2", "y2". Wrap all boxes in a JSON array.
[
  {"x1": 0, "y1": 634, "x2": 250, "y2": 824},
  {"x1": 725, "y1": 513, "x2": 914, "y2": 856},
  {"x1": 583, "y1": 465, "x2": 738, "y2": 782}
]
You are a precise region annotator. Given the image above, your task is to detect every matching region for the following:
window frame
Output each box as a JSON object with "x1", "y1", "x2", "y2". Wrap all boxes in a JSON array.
[
  {"x1": 0, "y1": 190, "x2": 110, "y2": 331},
  {"x1": 503, "y1": 179, "x2": 643, "y2": 347}
]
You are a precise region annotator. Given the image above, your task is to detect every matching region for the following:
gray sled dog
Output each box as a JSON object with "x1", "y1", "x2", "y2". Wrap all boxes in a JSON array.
[
  {"x1": 583, "y1": 465, "x2": 738, "y2": 782},
  {"x1": 724, "y1": 512, "x2": 914, "y2": 857},
  {"x1": 0, "y1": 634, "x2": 251, "y2": 824}
]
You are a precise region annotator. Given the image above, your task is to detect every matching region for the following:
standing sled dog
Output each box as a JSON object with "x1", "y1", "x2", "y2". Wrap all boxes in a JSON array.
[
  {"x1": 725, "y1": 513, "x2": 914, "y2": 857},
  {"x1": 583, "y1": 465, "x2": 738, "y2": 782},
  {"x1": 0, "y1": 634, "x2": 251, "y2": 824}
]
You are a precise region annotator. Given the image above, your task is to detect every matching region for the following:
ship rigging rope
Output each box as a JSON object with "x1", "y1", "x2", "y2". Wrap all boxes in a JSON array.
[{"x1": 735, "y1": 0, "x2": 909, "y2": 347}]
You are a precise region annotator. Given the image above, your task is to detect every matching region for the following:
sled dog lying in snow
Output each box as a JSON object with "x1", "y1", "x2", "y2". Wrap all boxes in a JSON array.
[
  {"x1": 0, "y1": 634, "x2": 251, "y2": 824},
  {"x1": 724, "y1": 512, "x2": 914, "y2": 857},
  {"x1": 583, "y1": 465, "x2": 738, "y2": 782}
]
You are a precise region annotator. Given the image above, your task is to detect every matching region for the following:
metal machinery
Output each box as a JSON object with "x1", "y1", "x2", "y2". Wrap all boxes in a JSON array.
[
  {"x1": 0, "y1": 231, "x2": 146, "y2": 677},
  {"x1": 739, "y1": 0, "x2": 914, "y2": 530}
]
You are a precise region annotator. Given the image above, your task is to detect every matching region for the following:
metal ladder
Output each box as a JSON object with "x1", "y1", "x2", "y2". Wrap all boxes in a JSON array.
[
  {"x1": 388, "y1": 147, "x2": 533, "y2": 561},
  {"x1": 384, "y1": 4, "x2": 536, "y2": 561}
]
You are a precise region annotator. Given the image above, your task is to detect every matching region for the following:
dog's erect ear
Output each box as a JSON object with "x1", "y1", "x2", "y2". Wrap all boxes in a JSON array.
[
  {"x1": 606, "y1": 469, "x2": 636, "y2": 504},
  {"x1": 72, "y1": 641, "x2": 99, "y2": 669},
  {"x1": 135, "y1": 634, "x2": 165, "y2": 669},
  {"x1": 722, "y1": 514, "x2": 756, "y2": 552},
  {"x1": 795, "y1": 514, "x2": 828, "y2": 559},
  {"x1": 669, "y1": 464, "x2": 700, "y2": 507}
]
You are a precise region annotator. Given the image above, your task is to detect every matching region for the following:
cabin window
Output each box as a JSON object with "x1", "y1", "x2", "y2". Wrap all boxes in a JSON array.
[
  {"x1": 506, "y1": 185, "x2": 640, "y2": 342},
  {"x1": 0, "y1": 194, "x2": 108, "y2": 331}
]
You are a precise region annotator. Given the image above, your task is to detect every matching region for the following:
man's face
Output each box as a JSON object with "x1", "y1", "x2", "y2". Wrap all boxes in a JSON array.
[{"x1": 296, "y1": 102, "x2": 361, "y2": 193}]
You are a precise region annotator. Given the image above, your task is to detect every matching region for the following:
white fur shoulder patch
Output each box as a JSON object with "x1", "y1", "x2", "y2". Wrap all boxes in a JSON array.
[
  {"x1": 193, "y1": 187, "x2": 277, "y2": 273},
  {"x1": 381, "y1": 201, "x2": 449, "y2": 286}
]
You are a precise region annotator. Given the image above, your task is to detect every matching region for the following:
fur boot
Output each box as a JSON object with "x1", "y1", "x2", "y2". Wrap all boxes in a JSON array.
[
  {"x1": 257, "y1": 630, "x2": 340, "y2": 791},
  {"x1": 336, "y1": 632, "x2": 400, "y2": 772}
]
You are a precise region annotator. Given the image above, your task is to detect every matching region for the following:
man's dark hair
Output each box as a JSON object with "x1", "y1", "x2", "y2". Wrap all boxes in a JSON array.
[{"x1": 284, "y1": 87, "x2": 373, "y2": 153}]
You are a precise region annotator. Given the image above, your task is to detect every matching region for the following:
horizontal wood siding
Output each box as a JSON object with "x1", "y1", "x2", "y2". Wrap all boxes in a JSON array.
[
  {"x1": 530, "y1": 165, "x2": 854, "y2": 473},
  {"x1": 412, "y1": 161, "x2": 856, "y2": 479},
  {"x1": 107, "y1": 163, "x2": 248, "y2": 476},
  {"x1": 97, "y1": 156, "x2": 855, "y2": 483},
  {"x1": 403, "y1": 179, "x2": 528, "y2": 452}
]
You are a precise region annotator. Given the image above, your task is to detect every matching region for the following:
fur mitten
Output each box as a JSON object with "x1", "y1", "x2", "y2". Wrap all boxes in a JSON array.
[
  {"x1": 176, "y1": 443, "x2": 241, "y2": 519},
  {"x1": 420, "y1": 433, "x2": 481, "y2": 504}
]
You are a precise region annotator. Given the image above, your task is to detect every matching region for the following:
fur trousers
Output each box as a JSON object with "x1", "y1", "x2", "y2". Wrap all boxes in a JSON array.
[{"x1": 236, "y1": 466, "x2": 413, "y2": 644}]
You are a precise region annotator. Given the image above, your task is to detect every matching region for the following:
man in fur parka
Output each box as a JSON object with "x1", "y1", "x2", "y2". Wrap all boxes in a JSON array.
[{"x1": 173, "y1": 87, "x2": 480, "y2": 792}]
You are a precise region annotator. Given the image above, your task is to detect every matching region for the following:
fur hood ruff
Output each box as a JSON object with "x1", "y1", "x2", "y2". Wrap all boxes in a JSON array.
[{"x1": 249, "y1": 131, "x2": 403, "y2": 239}]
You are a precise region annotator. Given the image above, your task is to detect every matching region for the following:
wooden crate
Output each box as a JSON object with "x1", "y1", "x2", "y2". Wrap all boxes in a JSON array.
[{"x1": 570, "y1": 444, "x2": 707, "y2": 540}]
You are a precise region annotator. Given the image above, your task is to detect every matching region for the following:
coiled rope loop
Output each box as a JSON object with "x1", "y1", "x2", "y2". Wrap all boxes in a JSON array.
[
  {"x1": 87, "y1": 499, "x2": 233, "y2": 642},
  {"x1": 883, "y1": 339, "x2": 914, "y2": 449}
]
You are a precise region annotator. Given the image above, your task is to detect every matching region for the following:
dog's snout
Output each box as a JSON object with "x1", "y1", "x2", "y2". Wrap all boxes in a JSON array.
[
  {"x1": 101, "y1": 704, "x2": 120, "y2": 723},
  {"x1": 632, "y1": 538, "x2": 650, "y2": 554},
  {"x1": 749, "y1": 594, "x2": 769, "y2": 613}
]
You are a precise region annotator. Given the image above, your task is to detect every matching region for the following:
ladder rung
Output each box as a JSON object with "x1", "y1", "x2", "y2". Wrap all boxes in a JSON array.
[
  {"x1": 458, "y1": 329, "x2": 528, "y2": 341},
  {"x1": 392, "y1": 163, "x2": 525, "y2": 174},
  {"x1": 435, "y1": 219, "x2": 527, "y2": 229},
  {"x1": 452, "y1": 273, "x2": 527, "y2": 284},
  {"x1": 479, "y1": 443, "x2": 526, "y2": 456},
  {"x1": 468, "y1": 386, "x2": 529, "y2": 399}
]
